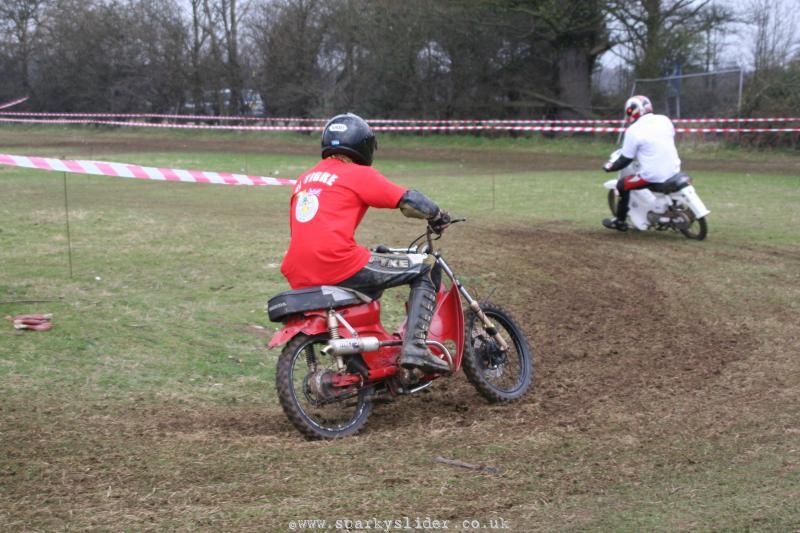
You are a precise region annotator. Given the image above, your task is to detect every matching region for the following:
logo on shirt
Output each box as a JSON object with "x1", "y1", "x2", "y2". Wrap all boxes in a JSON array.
[{"x1": 295, "y1": 189, "x2": 321, "y2": 223}]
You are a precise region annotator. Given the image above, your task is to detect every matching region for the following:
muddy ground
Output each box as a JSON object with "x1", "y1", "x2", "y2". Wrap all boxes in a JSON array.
[{"x1": 1, "y1": 132, "x2": 798, "y2": 530}]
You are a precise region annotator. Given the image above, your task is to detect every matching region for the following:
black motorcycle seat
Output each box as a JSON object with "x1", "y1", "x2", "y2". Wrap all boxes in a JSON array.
[
  {"x1": 267, "y1": 285, "x2": 373, "y2": 322},
  {"x1": 650, "y1": 172, "x2": 691, "y2": 194}
]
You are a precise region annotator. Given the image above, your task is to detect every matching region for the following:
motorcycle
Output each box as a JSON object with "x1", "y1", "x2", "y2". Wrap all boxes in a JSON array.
[
  {"x1": 266, "y1": 220, "x2": 533, "y2": 439},
  {"x1": 603, "y1": 150, "x2": 710, "y2": 240}
]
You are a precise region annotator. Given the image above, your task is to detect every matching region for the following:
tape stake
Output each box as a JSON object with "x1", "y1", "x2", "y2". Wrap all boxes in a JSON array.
[{"x1": 0, "y1": 154, "x2": 296, "y2": 187}]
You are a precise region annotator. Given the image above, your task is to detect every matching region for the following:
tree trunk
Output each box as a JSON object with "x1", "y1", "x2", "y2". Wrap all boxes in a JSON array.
[
  {"x1": 225, "y1": 0, "x2": 243, "y2": 114},
  {"x1": 190, "y1": 0, "x2": 205, "y2": 113},
  {"x1": 556, "y1": 47, "x2": 592, "y2": 118}
]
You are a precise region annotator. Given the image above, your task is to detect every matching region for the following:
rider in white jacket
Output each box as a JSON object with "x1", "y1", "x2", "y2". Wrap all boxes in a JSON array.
[{"x1": 602, "y1": 95, "x2": 682, "y2": 231}]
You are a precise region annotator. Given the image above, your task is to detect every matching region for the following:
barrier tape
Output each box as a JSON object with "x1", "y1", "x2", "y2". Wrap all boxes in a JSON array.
[
  {"x1": 0, "y1": 110, "x2": 313, "y2": 122},
  {"x1": 0, "y1": 96, "x2": 29, "y2": 110},
  {"x1": 373, "y1": 117, "x2": 800, "y2": 124},
  {"x1": 2, "y1": 109, "x2": 800, "y2": 124},
  {"x1": 3, "y1": 116, "x2": 800, "y2": 134},
  {"x1": 0, "y1": 153, "x2": 295, "y2": 187},
  {"x1": 0, "y1": 116, "x2": 320, "y2": 131}
]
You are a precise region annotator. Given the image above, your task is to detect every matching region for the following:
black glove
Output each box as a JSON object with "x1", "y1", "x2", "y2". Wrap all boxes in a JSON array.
[
  {"x1": 373, "y1": 244, "x2": 391, "y2": 253},
  {"x1": 429, "y1": 210, "x2": 451, "y2": 234}
]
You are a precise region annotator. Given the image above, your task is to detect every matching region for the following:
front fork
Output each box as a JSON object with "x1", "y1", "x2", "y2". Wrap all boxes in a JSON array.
[{"x1": 436, "y1": 255, "x2": 509, "y2": 352}]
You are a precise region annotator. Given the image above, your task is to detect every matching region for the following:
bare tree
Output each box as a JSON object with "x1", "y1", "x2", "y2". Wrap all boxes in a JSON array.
[
  {"x1": 250, "y1": 0, "x2": 325, "y2": 116},
  {"x1": 741, "y1": 0, "x2": 800, "y2": 115},
  {"x1": 698, "y1": 2, "x2": 731, "y2": 73},
  {"x1": 0, "y1": 0, "x2": 49, "y2": 93},
  {"x1": 747, "y1": 0, "x2": 798, "y2": 72},
  {"x1": 202, "y1": 0, "x2": 251, "y2": 114},
  {"x1": 0, "y1": 0, "x2": 756, "y2": 119},
  {"x1": 30, "y1": 0, "x2": 189, "y2": 112},
  {"x1": 606, "y1": 0, "x2": 731, "y2": 77},
  {"x1": 187, "y1": 0, "x2": 210, "y2": 113}
]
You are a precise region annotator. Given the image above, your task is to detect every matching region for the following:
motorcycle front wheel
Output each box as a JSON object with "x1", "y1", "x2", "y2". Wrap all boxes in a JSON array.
[
  {"x1": 607, "y1": 189, "x2": 618, "y2": 216},
  {"x1": 680, "y1": 216, "x2": 708, "y2": 240},
  {"x1": 276, "y1": 334, "x2": 372, "y2": 439},
  {"x1": 463, "y1": 303, "x2": 533, "y2": 403}
]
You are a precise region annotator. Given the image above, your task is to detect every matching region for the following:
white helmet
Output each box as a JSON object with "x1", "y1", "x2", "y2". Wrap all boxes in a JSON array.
[{"x1": 625, "y1": 95, "x2": 653, "y2": 123}]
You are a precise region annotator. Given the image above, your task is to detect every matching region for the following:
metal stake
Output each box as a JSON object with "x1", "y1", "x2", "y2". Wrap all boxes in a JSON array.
[
  {"x1": 492, "y1": 174, "x2": 496, "y2": 211},
  {"x1": 62, "y1": 171, "x2": 74, "y2": 278}
]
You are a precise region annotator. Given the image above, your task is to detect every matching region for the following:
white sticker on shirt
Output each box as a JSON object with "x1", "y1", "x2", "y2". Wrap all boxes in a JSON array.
[{"x1": 295, "y1": 189, "x2": 321, "y2": 223}]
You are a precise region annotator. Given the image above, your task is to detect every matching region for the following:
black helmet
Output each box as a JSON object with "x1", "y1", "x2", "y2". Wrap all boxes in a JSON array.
[{"x1": 321, "y1": 113, "x2": 377, "y2": 166}]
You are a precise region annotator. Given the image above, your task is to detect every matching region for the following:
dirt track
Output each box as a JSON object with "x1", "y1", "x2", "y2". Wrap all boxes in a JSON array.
[
  {"x1": 2, "y1": 132, "x2": 798, "y2": 529},
  {"x1": 366, "y1": 223, "x2": 759, "y2": 427}
]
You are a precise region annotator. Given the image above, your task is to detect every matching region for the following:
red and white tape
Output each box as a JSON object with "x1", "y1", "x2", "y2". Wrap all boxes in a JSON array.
[
  {"x1": 0, "y1": 117, "x2": 320, "y2": 131},
  {"x1": 3, "y1": 109, "x2": 800, "y2": 125},
  {"x1": 0, "y1": 114, "x2": 800, "y2": 133},
  {"x1": 0, "y1": 110, "x2": 317, "y2": 122},
  {"x1": 0, "y1": 96, "x2": 29, "y2": 110},
  {"x1": 3, "y1": 116, "x2": 800, "y2": 134},
  {"x1": 0, "y1": 153, "x2": 295, "y2": 187},
  {"x1": 1, "y1": 117, "x2": 626, "y2": 132}
]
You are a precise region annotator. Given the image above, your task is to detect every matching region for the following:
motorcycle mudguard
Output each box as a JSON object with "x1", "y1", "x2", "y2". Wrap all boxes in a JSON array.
[
  {"x1": 267, "y1": 314, "x2": 327, "y2": 348},
  {"x1": 427, "y1": 282, "x2": 465, "y2": 371},
  {"x1": 268, "y1": 301, "x2": 388, "y2": 350},
  {"x1": 603, "y1": 178, "x2": 618, "y2": 190},
  {"x1": 672, "y1": 185, "x2": 710, "y2": 218}
]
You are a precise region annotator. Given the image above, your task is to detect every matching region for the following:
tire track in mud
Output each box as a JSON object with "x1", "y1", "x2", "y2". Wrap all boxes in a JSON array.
[{"x1": 368, "y1": 224, "x2": 757, "y2": 430}]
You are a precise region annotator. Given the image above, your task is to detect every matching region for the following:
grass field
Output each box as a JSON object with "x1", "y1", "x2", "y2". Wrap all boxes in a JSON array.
[{"x1": 1, "y1": 126, "x2": 799, "y2": 531}]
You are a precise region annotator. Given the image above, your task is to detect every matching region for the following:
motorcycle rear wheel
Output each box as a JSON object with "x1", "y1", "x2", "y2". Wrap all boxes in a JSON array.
[
  {"x1": 276, "y1": 334, "x2": 372, "y2": 439},
  {"x1": 463, "y1": 303, "x2": 533, "y2": 403}
]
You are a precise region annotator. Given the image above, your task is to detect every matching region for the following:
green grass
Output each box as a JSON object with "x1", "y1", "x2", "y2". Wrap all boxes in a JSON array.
[{"x1": 1, "y1": 126, "x2": 799, "y2": 530}]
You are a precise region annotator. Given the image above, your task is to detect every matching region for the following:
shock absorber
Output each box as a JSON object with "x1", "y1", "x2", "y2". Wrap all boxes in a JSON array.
[
  {"x1": 304, "y1": 345, "x2": 316, "y2": 372},
  {"x1": 327, "y1": 310, "x2": 340, "y2": 340},
  {"x1": 326, "y1": 310, "x2": 346, "y2": 371}
]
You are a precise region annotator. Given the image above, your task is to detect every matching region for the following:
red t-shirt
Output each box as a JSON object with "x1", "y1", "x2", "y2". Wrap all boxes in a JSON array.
[{"x1": 280, "y1": 158, "x2": 407, "y2": 288}]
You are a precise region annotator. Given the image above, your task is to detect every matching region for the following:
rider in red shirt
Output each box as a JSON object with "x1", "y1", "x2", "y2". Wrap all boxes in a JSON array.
[{"x1": 281, "y1": 113, "x2": 451, "y2": 374}]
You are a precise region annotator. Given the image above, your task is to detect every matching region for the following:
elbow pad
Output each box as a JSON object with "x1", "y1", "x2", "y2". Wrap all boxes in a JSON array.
[
  {"x1": 398, "y1": 189, "x2": 440, "y2": 220},
  {"x1": 606, "y1": 154, "x2": 634, "y2": 172}
]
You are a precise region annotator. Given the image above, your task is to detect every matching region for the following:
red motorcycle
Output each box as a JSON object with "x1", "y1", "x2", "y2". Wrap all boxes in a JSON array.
[{"x1": 267, "y1": 220, "x2": 533, "y2": 439}]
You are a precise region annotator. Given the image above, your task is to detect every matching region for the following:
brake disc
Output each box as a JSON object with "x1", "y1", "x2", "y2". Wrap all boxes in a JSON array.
[{"x1": 477, "y1": 337, "x2": 506, "y2": 379}]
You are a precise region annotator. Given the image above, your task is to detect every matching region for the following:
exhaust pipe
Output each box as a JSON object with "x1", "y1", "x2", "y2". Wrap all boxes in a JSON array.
[{"x1": 322, "y1": 337, "x2": 382, "y2": 356}]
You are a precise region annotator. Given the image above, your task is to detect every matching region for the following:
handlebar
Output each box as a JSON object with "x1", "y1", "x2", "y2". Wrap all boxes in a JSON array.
[
  {"x1": 372, "y1": 218, "x2": 465, "y2": 255},
  {"x1": 419, "y1": 217, "x2": 465, "y2": 254}
]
